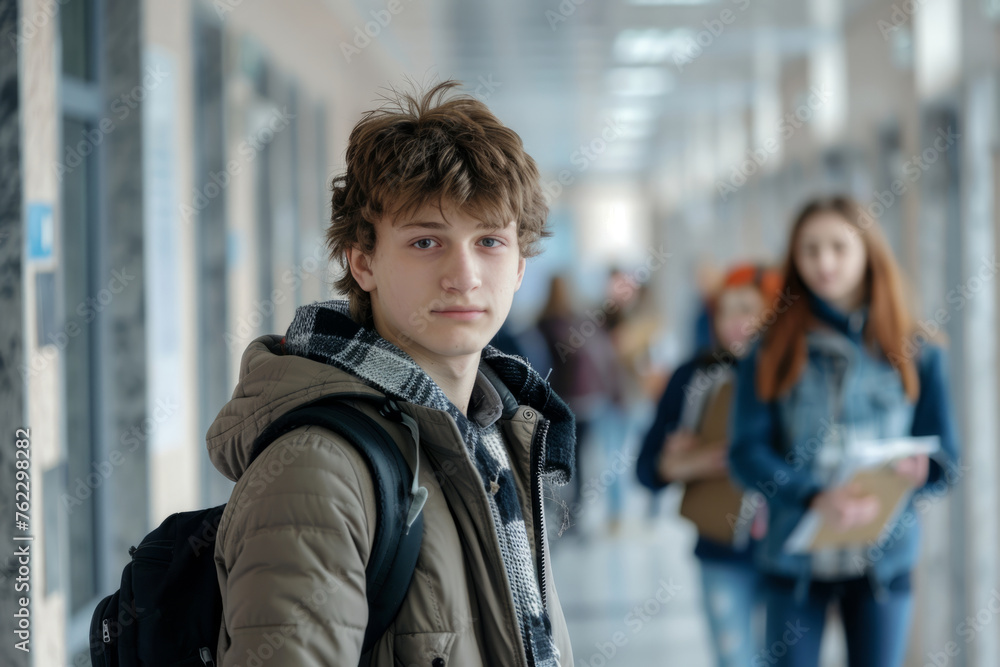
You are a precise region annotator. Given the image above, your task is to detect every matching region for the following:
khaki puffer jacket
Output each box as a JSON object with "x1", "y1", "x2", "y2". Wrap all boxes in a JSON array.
[{"x1": 207, "y1": 335, "x2": 574, "y2": 667}]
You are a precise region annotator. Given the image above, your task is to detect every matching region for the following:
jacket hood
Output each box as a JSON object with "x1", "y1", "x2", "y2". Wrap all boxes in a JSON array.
[
  {"x1": 206, "y1": 300, "x2": 575, "y2": 484},
  {"x1": 205, "y1": 333, "x2": 385, "y2": 482}
]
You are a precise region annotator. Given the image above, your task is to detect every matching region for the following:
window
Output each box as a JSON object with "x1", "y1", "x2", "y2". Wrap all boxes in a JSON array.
[
  {"x1": 60, "y1": 5, "x2": 109, "y2": 651},
  {"x1": 60, "y1": 0, "x2": 96, "y2": 81}
]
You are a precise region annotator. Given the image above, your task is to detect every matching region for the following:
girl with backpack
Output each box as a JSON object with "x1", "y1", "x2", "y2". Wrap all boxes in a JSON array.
[{"x1": 728, "y1": 196, "x2": 960, "y2": 667}]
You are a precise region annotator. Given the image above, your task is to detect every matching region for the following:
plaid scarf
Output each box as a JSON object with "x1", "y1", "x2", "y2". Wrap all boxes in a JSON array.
[{"x1": 283, "y1": 299, "x2": 574, "y2": 666}]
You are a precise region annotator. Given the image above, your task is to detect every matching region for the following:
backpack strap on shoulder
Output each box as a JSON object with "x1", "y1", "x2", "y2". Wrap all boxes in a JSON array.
[
  {"x1": 247, "y1": 395, "x2": 425, "y2": 658},
  {"x1": 379, "y1": 398, "x2": 428, "y2": 533}
]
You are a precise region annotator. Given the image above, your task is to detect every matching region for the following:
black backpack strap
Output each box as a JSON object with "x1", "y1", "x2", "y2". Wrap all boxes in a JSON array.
[{"x1": 247, "y1": 396, "x2": 424, "y2": 657}]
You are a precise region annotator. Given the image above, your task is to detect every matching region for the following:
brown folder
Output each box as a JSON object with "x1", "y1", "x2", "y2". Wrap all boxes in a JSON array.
[
  {"x1": 678, "y1": 379, "x2": 744, "y2": 544},
  {"x1": 803, "y1": 466, "x2": 914, "y2": 551}
]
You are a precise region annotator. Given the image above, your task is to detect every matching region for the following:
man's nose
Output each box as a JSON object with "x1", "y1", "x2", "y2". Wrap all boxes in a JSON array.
[{"x1": 441, "y1": 245, "x2": 482, "y2": 293}]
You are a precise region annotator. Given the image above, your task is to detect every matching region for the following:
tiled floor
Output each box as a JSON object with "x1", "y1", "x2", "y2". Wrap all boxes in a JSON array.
[{"x1": 549, "y1": 484, "x2": 715, "y2": 667}]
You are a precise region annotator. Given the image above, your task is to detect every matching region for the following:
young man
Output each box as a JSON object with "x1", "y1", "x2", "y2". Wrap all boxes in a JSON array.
[{"x1": 207, "y1": 81, "x2": 576, "y2": 666}]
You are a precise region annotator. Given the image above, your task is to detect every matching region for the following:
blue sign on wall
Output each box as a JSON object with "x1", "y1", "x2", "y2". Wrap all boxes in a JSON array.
[{"x1": 27, "y1": 203, "x2": 54, "y2": 261}]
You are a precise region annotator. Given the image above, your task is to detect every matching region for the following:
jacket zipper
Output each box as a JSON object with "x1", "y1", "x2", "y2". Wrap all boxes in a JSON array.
[
  {"x1": 525, "y1": 413, "x2": 553, "y2": 667},
  {"x1": 528, "y1": 414, "x2": 550, "y2": 615}
]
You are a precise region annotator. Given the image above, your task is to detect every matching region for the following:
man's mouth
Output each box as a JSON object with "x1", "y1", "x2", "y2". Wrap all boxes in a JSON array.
[{"x1": 432, "y1": 307, "x2": 486, "y2": 320}]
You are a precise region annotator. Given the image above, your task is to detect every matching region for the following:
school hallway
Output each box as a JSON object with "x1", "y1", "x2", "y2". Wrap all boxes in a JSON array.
[{"x1": 3, "y1": 0, "x2": 998, "y2": 665}]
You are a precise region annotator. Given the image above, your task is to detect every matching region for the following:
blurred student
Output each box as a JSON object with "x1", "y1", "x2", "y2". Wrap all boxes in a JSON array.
[
  {"x1": 637, "y1": 263, "x2": 782, "y2": 667},
  {"x1": 728, "y1": 196, "x2": 960, "y2": 667},
  {"x1": 536, "y1": 274, "x2": 622, "y2": 533},
  {"x1": 600, "y1": 270, "x2": 662, "y2": 534}
]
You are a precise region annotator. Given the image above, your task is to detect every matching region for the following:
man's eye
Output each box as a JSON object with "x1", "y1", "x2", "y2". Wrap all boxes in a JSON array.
[
  {"x1": 413, "y1": 239, "x2": 436, "y2": 249},
  {"x1": 480, "y1": 237, "x2": 502, "y2": 248}
]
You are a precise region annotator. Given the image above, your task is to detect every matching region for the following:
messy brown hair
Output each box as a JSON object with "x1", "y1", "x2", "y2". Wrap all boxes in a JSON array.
[
  {"x1": 326, "y1": 80, "x2": 551, "y2": 326},
  {"x1": 756, "y1": 196, "x2": 921, "y2": 402}
]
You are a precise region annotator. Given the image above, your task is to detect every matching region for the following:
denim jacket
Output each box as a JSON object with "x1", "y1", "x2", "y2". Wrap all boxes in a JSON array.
[{"x1": 728, "y1": 293, "x2": 961, "y2": 600}]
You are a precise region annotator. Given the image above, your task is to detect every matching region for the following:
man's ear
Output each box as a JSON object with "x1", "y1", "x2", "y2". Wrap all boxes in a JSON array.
[
  {"x1": 513, "y1": 256, "x2": 526, "y2": 292},
  {"x1": 347, "y1": 246, "x2": 377, "y2": 292}
]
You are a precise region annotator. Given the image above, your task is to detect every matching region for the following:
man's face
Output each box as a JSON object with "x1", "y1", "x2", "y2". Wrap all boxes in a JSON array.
[{"x1": 349, "y1": 199, "x2": 526, "y2": 365}]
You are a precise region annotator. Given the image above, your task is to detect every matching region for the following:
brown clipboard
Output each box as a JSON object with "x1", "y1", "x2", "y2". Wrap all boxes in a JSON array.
[
  {"x1": 678, "y1": 378, "x2": 744, "y2": 544},
  {"x1": 803, "y1": 466, "x2": 914, "y2": 551}
]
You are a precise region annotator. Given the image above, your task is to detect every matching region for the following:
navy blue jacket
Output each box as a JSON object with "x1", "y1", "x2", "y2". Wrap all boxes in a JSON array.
[{"x1": 637, "y1": 352, "x2": 755, "y2": 563}]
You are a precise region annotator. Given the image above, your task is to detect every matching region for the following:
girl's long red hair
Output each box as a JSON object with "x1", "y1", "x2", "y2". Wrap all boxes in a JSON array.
[{"x1": 757, "y1": 196, "x2": 920, "y2": 402}]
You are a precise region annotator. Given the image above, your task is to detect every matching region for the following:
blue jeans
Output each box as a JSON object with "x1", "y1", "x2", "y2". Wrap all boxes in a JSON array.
[
  {"x1": 591, "y1": 402, "x2": 628, "y2": 520},
  {"x1": 759, "y1": 572, "x2": 913, "y2": 667},
  {"x1": 699, "y1": 558, "x2": 765, "y2": 667}
]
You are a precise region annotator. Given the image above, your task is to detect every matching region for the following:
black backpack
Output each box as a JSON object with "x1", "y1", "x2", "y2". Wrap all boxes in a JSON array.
[{"x1": 90, "y1": 397, "x2": 424, "y2": 666}]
